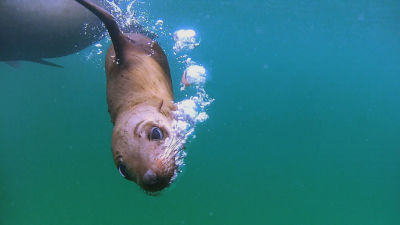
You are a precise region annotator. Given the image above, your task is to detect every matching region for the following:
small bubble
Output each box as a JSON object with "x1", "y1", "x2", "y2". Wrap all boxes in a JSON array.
[{"x1": 155, "y1": 19, "x2": 164, "y2": 26}]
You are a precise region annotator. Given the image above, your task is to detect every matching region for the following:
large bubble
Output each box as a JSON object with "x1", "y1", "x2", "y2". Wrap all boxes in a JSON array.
[{"x1": 173, "y1": 29, "x2": 200, "y2": 53}]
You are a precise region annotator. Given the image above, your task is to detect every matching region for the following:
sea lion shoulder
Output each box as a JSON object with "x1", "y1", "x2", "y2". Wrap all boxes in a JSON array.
[{"x1": 109, "y1": 33, "x2": 172, "y2": 83}]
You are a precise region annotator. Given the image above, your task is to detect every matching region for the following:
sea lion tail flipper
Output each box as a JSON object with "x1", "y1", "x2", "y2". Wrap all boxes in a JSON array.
[
  {"x1": 30, "y1": 59, "x2": 64, "y2": 68},
  {"x1": 75, "y1": 0, "x2": 126, "y2": 64}
]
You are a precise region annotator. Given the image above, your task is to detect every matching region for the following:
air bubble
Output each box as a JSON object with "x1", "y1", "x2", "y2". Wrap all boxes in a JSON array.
[
  {"x1": 173, "y1": 29, "x2": 199, "y2": 53},
  {"x1": 155, "y1": 19, "x2": 164, "y2": 26}
]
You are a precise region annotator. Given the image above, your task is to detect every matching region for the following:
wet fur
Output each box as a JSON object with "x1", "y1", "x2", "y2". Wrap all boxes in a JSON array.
[{"x1": 75, "y1": 0, "x2": 176, "y2": 192}]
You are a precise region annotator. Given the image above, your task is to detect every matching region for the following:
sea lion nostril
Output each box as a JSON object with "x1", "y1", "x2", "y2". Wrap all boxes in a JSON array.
[{"x1": 142, "y1": 170, "x2": 158, "y2": 186}]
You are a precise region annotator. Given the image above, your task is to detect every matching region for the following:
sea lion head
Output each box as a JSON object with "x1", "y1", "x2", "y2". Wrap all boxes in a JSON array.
[{"x1": 111, "y1": 104, "x2": 178, "y2": 193}]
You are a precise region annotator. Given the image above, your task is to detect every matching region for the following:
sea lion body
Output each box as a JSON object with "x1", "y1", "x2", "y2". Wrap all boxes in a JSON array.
[
  {"x1": 76, "y1": 0, "x2": 178, "y2": 193},
  {"x1": 0, "y1": 0, "x2": 105, "y2": 66},
  {"x1": 105, "y1": 34, "x2": 174, "y2": 123},
  {"x1": 106, "y1": 34, "x2": 177, "y2": 191}
]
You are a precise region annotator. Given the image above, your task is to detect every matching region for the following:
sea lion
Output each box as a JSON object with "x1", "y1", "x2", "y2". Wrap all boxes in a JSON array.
[
  {"x1": 0, "y1": 0, "x2": 106, "y2": 67},
  {"x1": 75, "y1": 0, "x2": 179, "y2": 193},
  {"x1": 0, "y1": 0, "x2": 152, "y2": 68}
]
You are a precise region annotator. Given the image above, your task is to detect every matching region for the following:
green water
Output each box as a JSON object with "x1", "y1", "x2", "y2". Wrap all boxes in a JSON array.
[{"x1": 1, "y1": 0, "x2": 399, "y2": 224}]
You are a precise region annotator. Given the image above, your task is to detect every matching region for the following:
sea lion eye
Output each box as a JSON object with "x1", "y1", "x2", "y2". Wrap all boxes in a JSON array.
[
  {"x1": 118, "y1": 164, "x2": 128, "y2": 178},
  {"x1": 150, "y1": 127, "x2": 163, "y2": 141}
]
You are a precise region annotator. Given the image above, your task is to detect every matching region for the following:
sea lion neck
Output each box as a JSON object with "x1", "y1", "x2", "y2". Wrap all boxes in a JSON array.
[
  {"x1": 105, "y1": 50, "x2": 174, "y2": 123},
  {"x1": 104, "y1": 34, "x2": 174, "y2": 124}
]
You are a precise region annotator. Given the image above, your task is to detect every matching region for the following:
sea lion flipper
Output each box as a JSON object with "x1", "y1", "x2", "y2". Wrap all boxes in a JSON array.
[
  {"x1": 30, "y1": 59, "x2": 63, "y2": 68},
  {"x1": 75, "y1": 0, "x2": 126, "y2": 64}
]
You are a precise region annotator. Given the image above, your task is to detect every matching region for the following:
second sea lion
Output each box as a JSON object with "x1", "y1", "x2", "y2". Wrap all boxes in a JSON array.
[
  {"x1": 0, "y1": 0, "x2": 105, "y2": 67},
  {"x1": 75, "y1": 0, "x2": 180, "y2": 193}
]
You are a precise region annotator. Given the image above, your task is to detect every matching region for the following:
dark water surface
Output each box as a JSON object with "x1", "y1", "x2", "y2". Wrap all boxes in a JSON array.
[{"x1": 1, "y1": 0, "x2": 399, "y2": 224}]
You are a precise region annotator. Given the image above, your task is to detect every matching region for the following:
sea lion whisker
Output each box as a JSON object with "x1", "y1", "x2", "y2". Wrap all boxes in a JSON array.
[
  {"x1": 169, "y1": 135, "x2": 185, "y2": 153},
  {"x1": 159, "y1": 136, "x2": 179, "y2": 159},
  {"x1": 161, "y1": 136, "x2": 183, "y2": 160},
  {"x1": 161, "y1": 136, "x2": 175, "y2": 156},
  {"x1": 165, "y1": 133, "x2": 189, "y2": 160},
  {"x1": 169, "y1": 128, "x2": 193, "y2": 152},
  {"x1": 169, "y1": 136, "x2": 182, "y2": 150},
  {"x1": 162, "y1": 128, "x2": 194, "y2": 162},
  {"x1": 166, "y1": 135, "x2": 176, "y2": 151}
]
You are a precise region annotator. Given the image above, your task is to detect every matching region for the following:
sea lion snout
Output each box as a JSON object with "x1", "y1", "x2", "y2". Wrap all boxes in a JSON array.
[
  {"x1": 142, "y1": 170, "x2": 157, "y2": 185},
  {"x1": 118, "y1": 161, "x2": 173, "y2": 192},
  {"x1": 117, "y1": 152, "x2": 175, "y2": 192},
  {"x1": 116, "y1": 149, "x2": 175, "y2": 192},
  {"x1": 141, "y1": 169, "x2": 172, "y2": 192}
]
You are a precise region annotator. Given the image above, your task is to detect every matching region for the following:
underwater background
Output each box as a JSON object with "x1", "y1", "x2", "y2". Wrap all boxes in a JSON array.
[{"x1": 1, "y1": 0, "x2": 399, "y2": 224}]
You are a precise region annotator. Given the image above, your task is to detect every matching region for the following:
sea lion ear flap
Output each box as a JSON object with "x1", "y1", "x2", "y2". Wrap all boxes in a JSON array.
[
  {"x1": 75, "y1": 0, "x2": 126, "y2": 64},
  {"x1": 159, "y1": 100, "x2": 177, "y2": 117}
]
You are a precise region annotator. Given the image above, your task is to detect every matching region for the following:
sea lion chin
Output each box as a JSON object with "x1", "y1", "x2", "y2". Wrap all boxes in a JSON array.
[{"x1": 75, "y1": 0, "x2": 178, "y2": 193}]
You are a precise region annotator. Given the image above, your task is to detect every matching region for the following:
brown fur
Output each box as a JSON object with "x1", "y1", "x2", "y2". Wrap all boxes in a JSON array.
[
  {"x1": 75, "y1": 0, "x2": 177, "y2": 193},
  {"x1": 107, "y1": 35, "x2": 177, "y2": 192}
]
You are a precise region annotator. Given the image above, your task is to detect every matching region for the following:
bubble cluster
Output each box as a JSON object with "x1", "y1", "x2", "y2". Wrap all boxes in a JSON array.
[
  {"x1": 181, "y1": 65, "x2": 207, "y2": 88},
  {"x1": 170, "y1": 29, "x2": 214, "y2": 175},
  {"x1": 173, "y1": 29, "x2": 200, "y2": 53}
]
